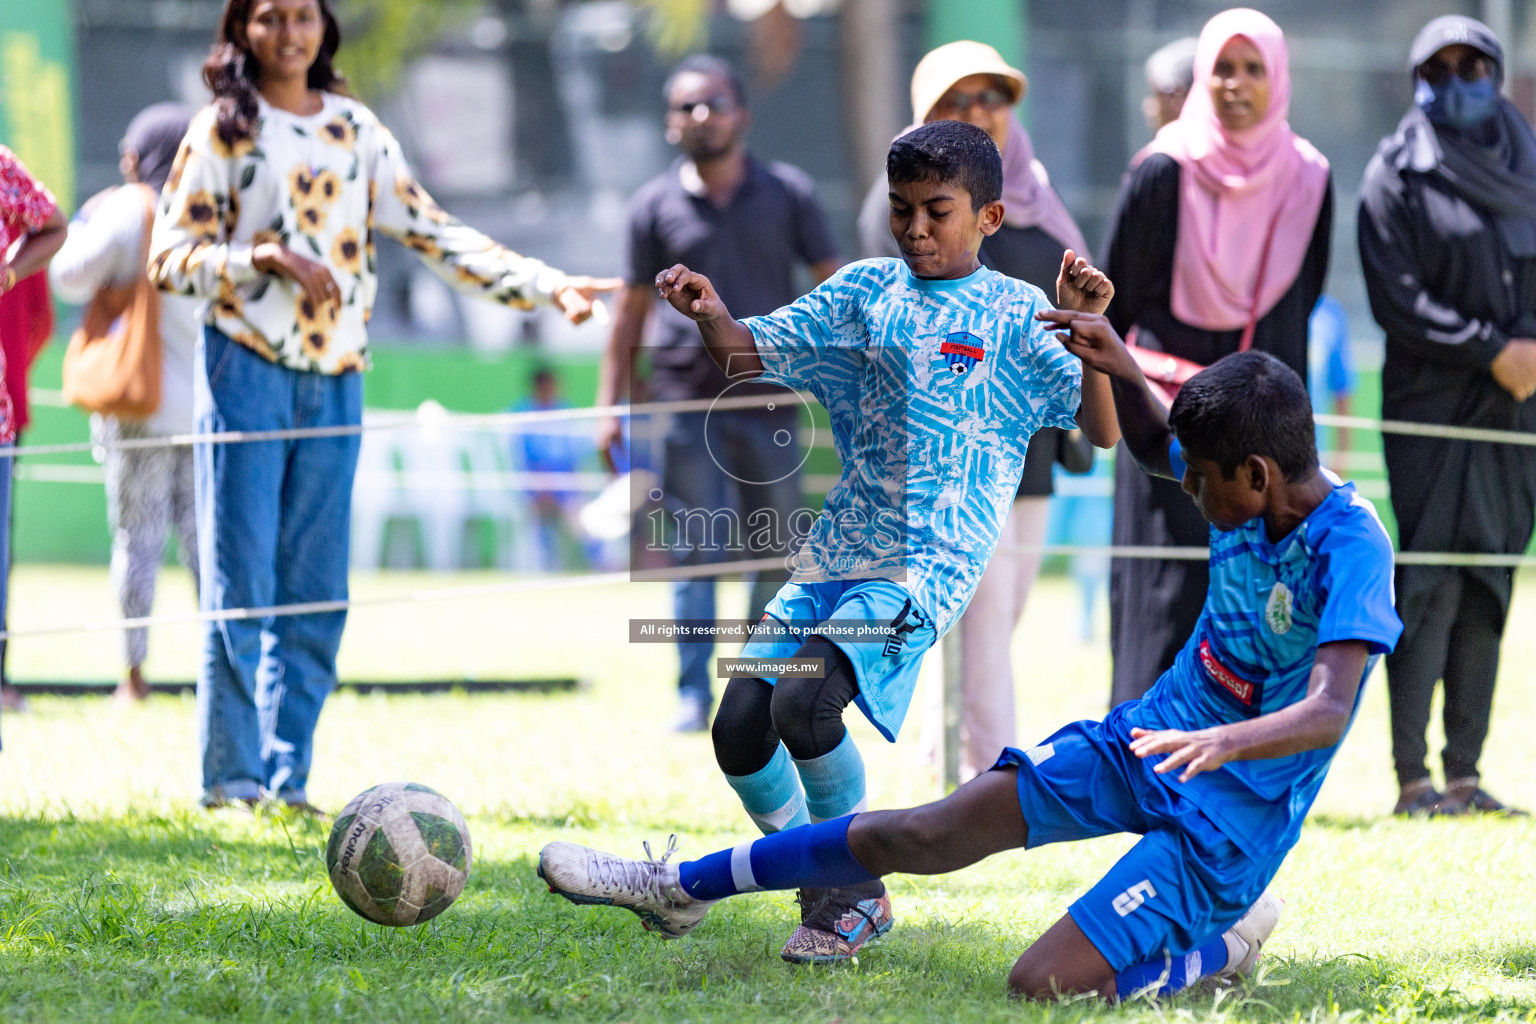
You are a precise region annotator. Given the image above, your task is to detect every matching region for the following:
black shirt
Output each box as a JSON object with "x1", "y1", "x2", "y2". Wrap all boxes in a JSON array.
[{"x1": 626, "y1": 155, "x2": 839, "y2": 402}]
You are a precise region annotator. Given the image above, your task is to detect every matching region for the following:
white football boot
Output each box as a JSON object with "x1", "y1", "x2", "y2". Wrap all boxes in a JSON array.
[
  {"x1": 1211, "y1": 890, "x2": 1283, "y2": 984},
  {"x1": 538, "y1": 835, "x2": 716, "y2": 939}
]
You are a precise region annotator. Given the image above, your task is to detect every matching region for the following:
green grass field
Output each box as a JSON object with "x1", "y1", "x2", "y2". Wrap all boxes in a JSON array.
[{"x1": 3, "y1": 566, "x2": 1536, "y2": 1022}]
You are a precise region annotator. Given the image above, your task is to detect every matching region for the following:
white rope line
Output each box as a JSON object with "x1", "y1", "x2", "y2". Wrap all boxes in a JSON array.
[
  {"x1": 0, "y1": 391, "x2": 804, "y2": 459},
  {"x1": 996, "y1": 544, "x2": 1536, "y2": 567},
  {"x1": 0, "y1": 555, "x2": 786, "y2": 641},
  {"x1": 10, "y1": 398, "x2": 1536, "y2": 459},
  {"x1": 1313, "y1": 413, "x2": 1536, "y2": 447},
  {"x1": 8, "y1": 541, "x2": 1536, "y2": 643}
]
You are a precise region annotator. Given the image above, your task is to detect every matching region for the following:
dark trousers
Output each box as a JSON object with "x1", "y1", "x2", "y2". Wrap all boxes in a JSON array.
[{"x1": 1386, "y1": 569, "x2": 1507, "y2": 786}]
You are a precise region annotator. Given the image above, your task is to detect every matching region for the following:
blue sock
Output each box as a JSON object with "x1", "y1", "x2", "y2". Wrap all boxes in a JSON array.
[
  {"x1": 723, "y1": 744, "x2": 810, "y2": 835},
  {"x1": 794, "y1": 732, "x2": 866, "y2": 822},
  {"x1": 677, "y1": 815, "x2": 877, "y2": 901},
  {"x1": 1115, "y1": 934, "x2": 1230, "y2": 999}
]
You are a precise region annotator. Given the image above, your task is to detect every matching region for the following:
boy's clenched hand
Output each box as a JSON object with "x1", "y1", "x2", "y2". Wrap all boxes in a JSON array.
[
  {"x1": 1055, "y1": 250, "x2": 1114, "y2": 315},
  {"x1": 656, "y1": 264, "x2": 727, "y2": 322}
]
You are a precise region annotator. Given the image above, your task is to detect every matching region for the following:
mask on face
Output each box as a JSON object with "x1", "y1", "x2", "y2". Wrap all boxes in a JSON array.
[{"x1": 1416, "y1": 75, "x2": 1501, "y2": 132}]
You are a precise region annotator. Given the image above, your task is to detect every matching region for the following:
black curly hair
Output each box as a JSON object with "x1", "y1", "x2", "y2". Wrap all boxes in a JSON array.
[
  {"x1": 886, "y1": 120, "x2": 1003, "y2": 211},
  {"x1": 202, "y1": 0, "x2": 348, "y2": 149}
]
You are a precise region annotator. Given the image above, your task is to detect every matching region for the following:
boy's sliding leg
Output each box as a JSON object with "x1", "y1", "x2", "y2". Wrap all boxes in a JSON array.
[
  {"x1": 539, "y1": 764, "x2": 1280, "y2": 997},
  {"x1": 538, "y1": 769, "x2": 1024, "y2": 939}
]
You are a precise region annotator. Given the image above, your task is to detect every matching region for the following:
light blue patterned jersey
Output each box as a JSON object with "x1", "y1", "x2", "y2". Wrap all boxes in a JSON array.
[
  {"x1": 743, "y1": 258, "x2": 1082, "y2": 635},
  {"x1": 1127, "y1": 468, "x2": 1403, "y2": 857}
]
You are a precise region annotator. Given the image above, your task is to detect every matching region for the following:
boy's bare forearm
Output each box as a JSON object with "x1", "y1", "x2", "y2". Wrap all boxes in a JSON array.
[
  {"x1": 1205, "y1": 694, "x2": 1356, "y2": 764},
  {"x1": 1074, "y1": 367, "x2": 1120, "y2": 448},
  {"x1": 1129, "y1": 641, "x2": 1368, "y2": 781},
  {"x1": 1110, "y1": 375, "x2": 1176, "y2": 478},
  {"x1": 697, "y1": 316, "x2": 763, "y2": 378}
]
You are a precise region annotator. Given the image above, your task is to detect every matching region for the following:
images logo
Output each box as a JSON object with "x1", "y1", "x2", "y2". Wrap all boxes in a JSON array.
[{"x1": 939, "y1": 331, "x2": 986, "y2": 376}]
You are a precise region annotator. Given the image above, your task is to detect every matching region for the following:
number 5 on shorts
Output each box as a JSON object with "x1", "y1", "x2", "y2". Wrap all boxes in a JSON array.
[{"x1": 1112, "y1": 880, "x2": 1157, "y2": 917}]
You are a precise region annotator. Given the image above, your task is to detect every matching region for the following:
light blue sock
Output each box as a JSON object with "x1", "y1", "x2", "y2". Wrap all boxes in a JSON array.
[
  {"x1": 724, "y1": 744, "x2": 810, "y2": 835},
  {"x1": 794, "y1": 732, "x2": 867, "y2": 823},
  {"x1": 1115, "y1": 934, "x2": 1230, "y2": 1000}
]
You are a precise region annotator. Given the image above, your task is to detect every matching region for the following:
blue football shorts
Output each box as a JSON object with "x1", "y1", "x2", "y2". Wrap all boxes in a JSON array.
[
  {"x1": 993, "y1": 703, "x2": 1285, "y2": 971},
  {"x1": 738, "y1": 578, "x2": 936, "y2": 742}
]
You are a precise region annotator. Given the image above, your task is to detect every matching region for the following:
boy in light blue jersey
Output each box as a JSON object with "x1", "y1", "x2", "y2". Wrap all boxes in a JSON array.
[
  {"x1": 642, "y1": 120, "x2": 1121, "y2": 963},
  {"x1": 538, "y1": 318, "x2": 1402, "y2": 1001}
]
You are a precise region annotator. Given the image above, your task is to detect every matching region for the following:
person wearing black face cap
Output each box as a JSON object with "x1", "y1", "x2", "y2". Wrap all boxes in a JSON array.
[{"x1": 1358, "y1": 15, "x2": 1536, "y2": 817}]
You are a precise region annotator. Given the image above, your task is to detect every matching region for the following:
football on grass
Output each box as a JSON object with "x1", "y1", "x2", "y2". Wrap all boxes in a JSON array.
[{"x1": 325, "y1": 782, "x2": 473, "y2": 926}]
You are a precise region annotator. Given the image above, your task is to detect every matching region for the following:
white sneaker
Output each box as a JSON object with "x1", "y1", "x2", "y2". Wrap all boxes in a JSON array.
[
  {"x1": 538, "y1": 835, "x2": 716, "y2": 939},
  {"x1": 1215, "y1": 891, "x2": 1283, "y2": 980}
]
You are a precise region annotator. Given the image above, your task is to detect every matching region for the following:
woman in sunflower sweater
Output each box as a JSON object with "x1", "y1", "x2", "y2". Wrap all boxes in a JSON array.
[{"x1": 151, "y1": 0, "x2": 618, "y2": 810}]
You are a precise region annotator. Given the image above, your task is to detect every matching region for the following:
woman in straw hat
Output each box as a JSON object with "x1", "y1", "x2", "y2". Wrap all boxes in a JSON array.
[{"x1": 857, "y1": 40, "x2": 1094, "y2": 782}]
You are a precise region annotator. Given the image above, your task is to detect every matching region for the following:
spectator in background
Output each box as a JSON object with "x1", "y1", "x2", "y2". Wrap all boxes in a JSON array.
[
  {"x1": 1307, "y1": 294, "x2": 1355, "y2": 465},
  {"x1": 856, "y1": 41, "x2": 1094, "y2": 780},
  {"x1": 1143, "y1": 37, "x2": 1199, "y2": 133},
  {"x1": 596, "y1": 55, "x2": 840, "y2": 733},
  {"x1": 509, "y1": 365, "x2": 588, "y2": 571},
  {"x1": 151, "y1": 0, "x2": 618, "y2": 809},
  {"x1": 51, "y1": 103, "x2": 200, "y2": 703},
  {"x1": 1358, "y1": 15, "x2": 1536, "y2": 817},
  {"x1": 0, "y1": 146, "x2": 66, "y2": 717},
  {"x1": 1102, "y1": 8, "x2": 1333, "y2": 708}
]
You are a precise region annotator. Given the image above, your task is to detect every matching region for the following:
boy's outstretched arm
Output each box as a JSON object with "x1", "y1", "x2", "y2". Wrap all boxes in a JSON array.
[
  {"x1": 655, "y1": 263, "x2": 763, "y2": 378},
  {"x1": 1126, "y1": 640, "x2": 1370, "y2": 782},
  {"x1": 1036, "y1": 307, "x2": 1176, "y2": 479}
]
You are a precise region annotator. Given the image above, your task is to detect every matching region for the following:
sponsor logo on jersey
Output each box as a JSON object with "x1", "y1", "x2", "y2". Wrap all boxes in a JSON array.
[
  {"x1": 1199, "y1": 639, "x2": 1257, "y2": 706},
  {"x1": 1266, "y1": 581, "x2": 1294, "y2": 635},
  {"x1": 939, "y1": 331, "x2": 986, "y2": 376}
]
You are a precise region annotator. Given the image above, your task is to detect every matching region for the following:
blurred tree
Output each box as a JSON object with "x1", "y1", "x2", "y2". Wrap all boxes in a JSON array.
[
  {"x1": 629, "y1": 0, "x2": 711, "y2": 54},
  {"x1": 336, "y1": 0, "x2": 481, "y2": 99}
]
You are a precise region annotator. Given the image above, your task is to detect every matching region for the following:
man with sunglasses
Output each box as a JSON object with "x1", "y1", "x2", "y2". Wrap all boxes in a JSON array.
[
  {"x1": 1358, "y1": 15, "x2": 1536, "y2": 818},
  {"x1": 598, "y1": 55, "x2": 842, "y2": 733}
]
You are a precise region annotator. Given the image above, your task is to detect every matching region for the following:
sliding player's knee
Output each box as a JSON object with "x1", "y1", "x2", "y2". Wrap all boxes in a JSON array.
[
  {"x1": 1006, "y1": 958, "x2": 1057, "y2": 1000},
  {"x1": 1006, "y1": 950, "x2": 1091, "y2": 1001},
  {"x1": 770, "y1": 637, "x2": 859, "y2": 760},
  {"x1": 711, "y1": 677, "x2": 780, "y2": 777}
]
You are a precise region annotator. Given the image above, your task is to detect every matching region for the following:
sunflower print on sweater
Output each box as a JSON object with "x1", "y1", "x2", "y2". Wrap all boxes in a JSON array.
[{"x1": 149, "y1": 94, "x2": 565, "y2": 374}]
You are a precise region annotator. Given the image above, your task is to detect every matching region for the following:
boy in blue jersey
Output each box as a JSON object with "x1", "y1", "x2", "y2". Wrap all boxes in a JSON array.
[
  {"x1": 538, "y1": 311, "x2": 1403, "y2": 1000},
  {"x1": 647, "y1": 119, "x2": 1122, "y2": 963}
]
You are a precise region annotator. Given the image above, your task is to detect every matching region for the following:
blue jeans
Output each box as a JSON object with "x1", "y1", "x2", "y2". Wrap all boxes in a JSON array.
[
  {"x1": 194, "y1": 326, "x2": 361, "y2": 803},
  {"x1": 662, "y1": 409, "x2": 804, "y2": 704}
]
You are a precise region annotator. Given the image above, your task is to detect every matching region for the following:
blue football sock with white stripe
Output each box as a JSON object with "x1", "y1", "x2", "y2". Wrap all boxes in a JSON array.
[
  {"x1": 794, "y1": 732, "x2": 867, "y2": 822},
  {"x1": 1114, "y1": 935, "x2": 1230, "y2": 999},
  {"x1": 677, "y1": 815, "x2": 876, "y2": 901},
  {"x1": 723, "y1": 744, "x2": 810, "y2": 835}
]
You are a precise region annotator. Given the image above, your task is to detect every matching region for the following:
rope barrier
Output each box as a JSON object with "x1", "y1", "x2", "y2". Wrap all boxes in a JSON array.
[
  {"x1": 996, "y1": 544, "x2": 1536, "y2": 567},
  {"x1": 0, "y1": 391, "x2": 806, "y2": 459},
  {"x1": 0, "y1": 555, "x2": 785, "y2": 642},
  {"x1": 10, "y1": 394, "x2": 1536, "y2": 459},
  {"x1": 9, "y1": 540, "x2": 1536, "y2": 643}
]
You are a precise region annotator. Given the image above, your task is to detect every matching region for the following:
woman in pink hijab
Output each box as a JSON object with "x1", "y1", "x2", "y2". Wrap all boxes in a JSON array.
[{"x1": 1102, "y1": 9, "x2": 1333, "y2": 707}]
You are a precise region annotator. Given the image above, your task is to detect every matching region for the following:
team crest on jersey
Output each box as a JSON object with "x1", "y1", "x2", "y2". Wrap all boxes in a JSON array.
[
  {"x1": 939, "y1": 332, "x2": 986, "y2": 376},
  {"x1": 1265, "y1": 582, "x2": 1294, "y2": 635}
]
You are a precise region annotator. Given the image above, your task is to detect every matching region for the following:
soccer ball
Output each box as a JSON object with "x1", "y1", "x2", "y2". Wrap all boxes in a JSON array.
[{"x1": 325, "y1": 782, "x2": 473, "y2": 926}]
